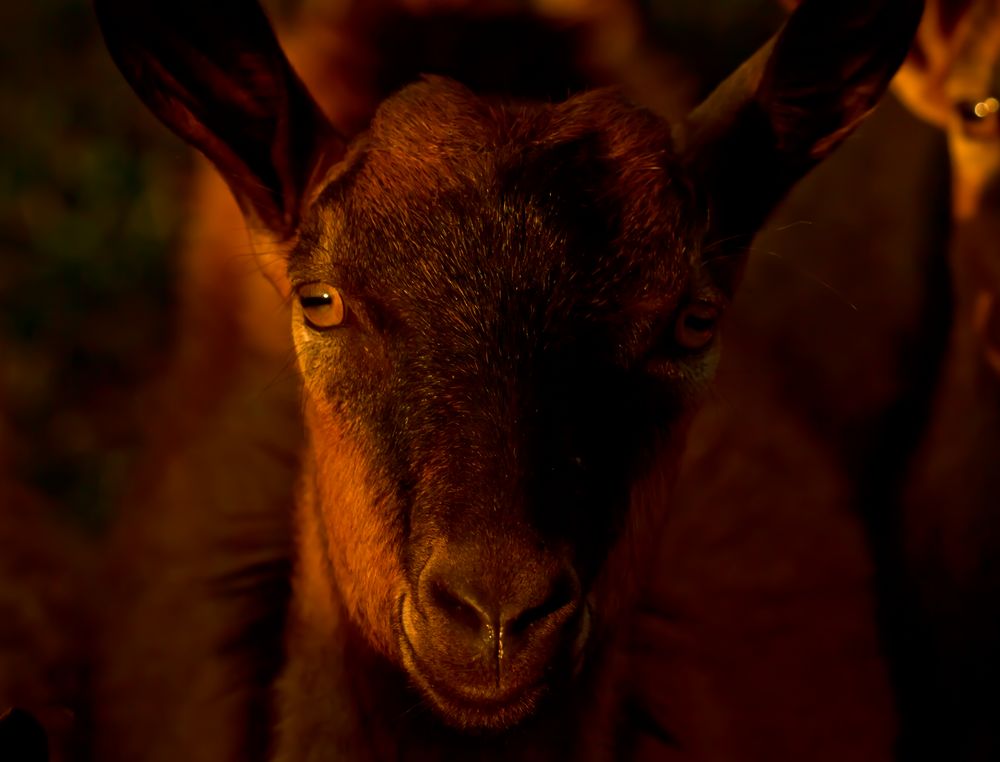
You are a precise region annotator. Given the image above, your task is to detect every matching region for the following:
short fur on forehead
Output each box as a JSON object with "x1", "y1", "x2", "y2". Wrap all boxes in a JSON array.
[
  {"x1": 358, "y1": 76, "x2": 698, "y2": 233},
  {"x1": 306, "y1": 76, "x2": 702, "y2": 309}
]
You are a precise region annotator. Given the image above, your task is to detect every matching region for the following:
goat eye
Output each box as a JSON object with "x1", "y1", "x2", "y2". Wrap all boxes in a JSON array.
[
  {"x1": 674, "y1": 302, "x2": 719, "y2": 350},
  {"x1": 297, "y1": 283, "x2": 345, "y2": 329}
]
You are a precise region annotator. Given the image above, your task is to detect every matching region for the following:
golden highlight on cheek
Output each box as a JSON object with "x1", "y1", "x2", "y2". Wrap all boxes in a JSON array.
[
  {"x1": 292, "y1": 319, "x2": 342, "y2": 384},
  {"x1": 303, "y1": 395, "x2": 405, "y2": 659}
]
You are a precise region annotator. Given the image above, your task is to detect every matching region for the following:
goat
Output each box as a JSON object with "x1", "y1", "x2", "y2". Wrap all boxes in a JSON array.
[
  {"x1": 740, "y1": 2, "x2": 999, "y2": 757},
  {"x1": 91, "y1": 0, "x2": 923, "y2": 759},
  {"x1": 892, "y1": 1, "x2": 1000, "y2": 757}
]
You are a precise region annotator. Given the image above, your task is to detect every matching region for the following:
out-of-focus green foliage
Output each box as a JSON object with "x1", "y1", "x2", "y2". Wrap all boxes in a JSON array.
[{"x1": 0, "y1": 0, "x2": 190, "y2": 529}]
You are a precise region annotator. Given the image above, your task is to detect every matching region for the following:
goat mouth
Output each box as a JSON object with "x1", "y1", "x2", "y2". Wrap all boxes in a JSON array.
[{"x1": 395, "y1": 593, "x2": 553, "y2": 731}]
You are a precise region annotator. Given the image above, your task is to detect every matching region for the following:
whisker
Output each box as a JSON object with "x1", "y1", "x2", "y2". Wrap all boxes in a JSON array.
[
  {"x1": 769, "y1": 219, "x2": 815, "y2": 233},
  {"x1": 256, "y1": 348, "x2": 306, "y2": 398},
  {"x1": 762, "y1": 250, "x2": 859, "y2": 311}
]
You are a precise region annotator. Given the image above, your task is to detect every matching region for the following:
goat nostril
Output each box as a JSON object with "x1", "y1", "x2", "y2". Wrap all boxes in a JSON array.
[
  {"x1": 428, "y1": 579, "x2": 494, "y2": 638},
  {"x1": 418, "y1": 550, "x2": 583, "y2": 669},
  {"x1": 506, "y1": 574, "x2": 578, "y2": 636},
  {"x1": 424, "y1": 571, "x2": 580, "y2": 643}
]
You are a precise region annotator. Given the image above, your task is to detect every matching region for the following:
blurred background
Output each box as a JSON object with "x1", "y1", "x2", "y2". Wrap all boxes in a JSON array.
[{"x1": 1, "y1": 0, "x2": 190, "y2": 531}]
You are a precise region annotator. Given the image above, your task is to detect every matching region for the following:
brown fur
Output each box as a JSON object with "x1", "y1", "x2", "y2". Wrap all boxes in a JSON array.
[{"x1": 300, "y1": 396, "x2": 405, "y2": 658}]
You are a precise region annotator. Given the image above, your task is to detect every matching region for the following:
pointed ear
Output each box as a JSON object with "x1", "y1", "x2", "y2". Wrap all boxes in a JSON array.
[
  {"x1": 94, "y1": 0, "x2": 344, "y2": 247},
  {"x1": 676, "y1": 0, "x2": 923, "y2": 283}
]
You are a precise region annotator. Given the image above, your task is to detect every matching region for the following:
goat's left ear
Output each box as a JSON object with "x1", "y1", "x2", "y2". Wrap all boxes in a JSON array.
[
  {"x1": 676, "y1": 0, "x2": 923, "y2": 285},
  {"x1": 94, "y1": 0, "x2": 343, "y2": 254}
]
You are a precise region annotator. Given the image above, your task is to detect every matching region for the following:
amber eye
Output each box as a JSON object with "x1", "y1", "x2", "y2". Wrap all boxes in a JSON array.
[
  {"x1": 674, "y1": 302, "x2": 719, "y2": 351},
  {"x1": 297, "y1": 283, "x2": 345, "y2": 329}
]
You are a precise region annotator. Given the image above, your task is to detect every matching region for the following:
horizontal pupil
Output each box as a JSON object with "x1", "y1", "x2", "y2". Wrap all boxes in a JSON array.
[
  {"x1": 301, "y1": 295, "x2": 331, "y2": 308},
  {"x1": 684, "y1": 314, "x2": 714, "y2": 333}
]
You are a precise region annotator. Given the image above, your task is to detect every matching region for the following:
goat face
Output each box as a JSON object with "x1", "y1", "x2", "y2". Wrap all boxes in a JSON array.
[
  {"x1": 96, "y1": 0, "x2": 922, "y2": 734},
  {"x1": 293, "y1": 81, "x2": 713, "y2": 726}
]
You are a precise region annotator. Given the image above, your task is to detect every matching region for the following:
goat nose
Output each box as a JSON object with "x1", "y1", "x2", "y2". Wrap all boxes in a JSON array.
[{"x1": 419, "y1": 549, "x2": 581, "y2": 667}]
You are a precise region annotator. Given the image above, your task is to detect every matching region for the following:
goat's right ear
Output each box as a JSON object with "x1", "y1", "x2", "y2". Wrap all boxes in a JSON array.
[
  {"x1": 95, "y1": 0, "x2": 344, "y2": 282},
  {"x1": 675, "y1": 0, "x2": 923, "y2": 292}
]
